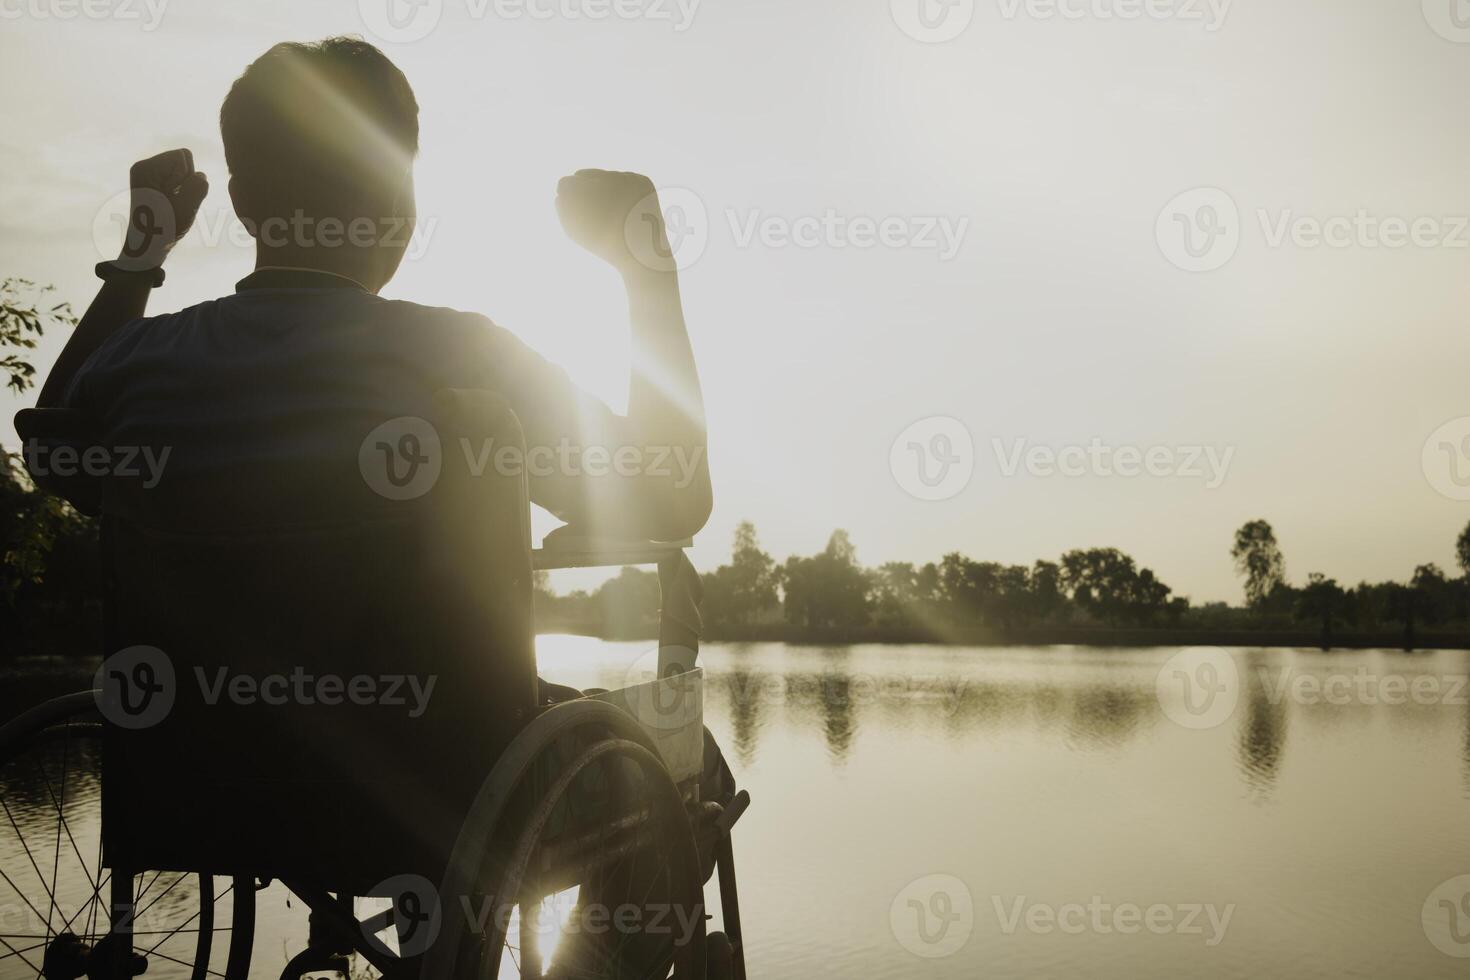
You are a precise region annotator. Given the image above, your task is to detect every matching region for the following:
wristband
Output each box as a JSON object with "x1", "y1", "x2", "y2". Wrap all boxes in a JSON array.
[{"x1": 95, "y1": 261, "x2": 165, "y2": 288}]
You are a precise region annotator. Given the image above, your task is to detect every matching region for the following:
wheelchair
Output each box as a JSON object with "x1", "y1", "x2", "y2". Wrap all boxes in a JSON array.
[{"x1": 0, "y1": 391, "x2": 749, "y2": 979}]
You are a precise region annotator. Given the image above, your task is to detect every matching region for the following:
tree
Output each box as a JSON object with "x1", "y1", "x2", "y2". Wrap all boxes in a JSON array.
[
  {"x1": 938, "y1": 553, "x2": 1000, "y2": 624},
  {"x1": 1126, "y1": 567, "x2": 1174, "y2": 625},
  {"x1": 1232, "y1": 520, "x2": 1286, "y2": 610},
  {"x1": 596, "y1": 566, "x2": 662, "y2": 637},
  {"x1": 1457, "y1": 521, "x2": 1470, "y2": 578},
  {"x1": 990, "y1": 565, "x2": 1036, "y2": 630},
  {"x1": 870, "y1": 562, "x2": 919, "y2": 628},
  {"x1": 1295, "y1": 573, "x2": 1348, "y2": 649},
  {"x1": 1, "y1": 281, "x2": 96, "y2": 641},
  {"x1": 2, "y1": 279, "x2": 75, "y2": 394},
  {"x1": 1031, "y1": 560, "x2": 1064, "y2": 621},
  {"x1": 702, "y1": 521, "x2": 781, "y2": 626},
  {"x1": 1382, "y1": 564, "x2": 1452, "y2": 650},
  {"x1": 782, "y1": 530, "x2": 871, "y2": 630},
  {"x1": 1058, "y1": 547, "x2": 1173, "y2": 625}
]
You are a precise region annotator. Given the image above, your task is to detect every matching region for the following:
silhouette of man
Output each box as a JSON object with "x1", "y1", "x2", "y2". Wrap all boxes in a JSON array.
[{"x1": 38, "y1": 37, "x2": 731, "y2": 798}]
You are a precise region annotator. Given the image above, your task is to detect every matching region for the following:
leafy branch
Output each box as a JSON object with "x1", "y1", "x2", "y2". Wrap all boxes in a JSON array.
[{"x1": 1, "y1": 278, "x2": 77, "y2": 395}]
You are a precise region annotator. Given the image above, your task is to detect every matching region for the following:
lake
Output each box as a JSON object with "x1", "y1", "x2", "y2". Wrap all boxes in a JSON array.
[{"x1": 4, "y1": 641, "x2": 1470, "y2": 978}]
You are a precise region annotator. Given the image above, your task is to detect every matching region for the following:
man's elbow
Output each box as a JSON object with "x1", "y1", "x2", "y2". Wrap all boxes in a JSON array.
[{"x1": 643, "y1": 469, "x2": 712, "y2": 542}]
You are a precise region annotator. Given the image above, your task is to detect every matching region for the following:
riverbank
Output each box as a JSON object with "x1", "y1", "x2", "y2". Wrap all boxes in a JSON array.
[{"x1": 537, "y1": 621, "x2": 1470, "y2": 651}]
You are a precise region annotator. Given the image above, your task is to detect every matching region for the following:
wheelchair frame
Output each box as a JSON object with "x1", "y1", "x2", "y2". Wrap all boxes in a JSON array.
[{"x1": 1, "y1": 404, "x2": 750, "y2": 980}]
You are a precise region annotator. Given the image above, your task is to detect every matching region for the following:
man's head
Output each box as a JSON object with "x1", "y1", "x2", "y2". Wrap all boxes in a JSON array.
[{"x1": 221, "y1": 37, "x2": 419, "y2": 291}]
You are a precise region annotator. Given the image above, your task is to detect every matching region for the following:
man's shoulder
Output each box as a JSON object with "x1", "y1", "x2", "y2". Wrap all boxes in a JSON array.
[
  {"x1": 81, "y1": 292, "x2": 526, "y2": 380},
  {"x1": 360, "y1": 296, "x2": 532, "y2": 359},
  {"x1": 367, "y1": 295, "x2": 501, "y2": 333},
  {"x1": 86, "y1": 299, "x2": 223, "y2": 363}
]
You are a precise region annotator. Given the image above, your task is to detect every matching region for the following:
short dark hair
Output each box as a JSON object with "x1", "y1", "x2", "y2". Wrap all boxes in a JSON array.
[{"x1": 220, "y1": 37, "x2": 419, "y2": 216}]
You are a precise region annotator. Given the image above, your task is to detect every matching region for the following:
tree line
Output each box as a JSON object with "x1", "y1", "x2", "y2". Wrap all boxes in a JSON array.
[{"x1": 537, "y1": 519, "x2": 1470, "y2": 648}]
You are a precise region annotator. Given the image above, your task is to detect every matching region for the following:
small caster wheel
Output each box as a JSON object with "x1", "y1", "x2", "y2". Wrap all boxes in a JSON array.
[{"x1": 706, "y1": 931, "x2": 733, "y2": 980}]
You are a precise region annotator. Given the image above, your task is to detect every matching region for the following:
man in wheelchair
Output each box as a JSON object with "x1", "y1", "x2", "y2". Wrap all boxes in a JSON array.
[{"x1": 17, "y1": 35, "x2": 743, "y2": 980}]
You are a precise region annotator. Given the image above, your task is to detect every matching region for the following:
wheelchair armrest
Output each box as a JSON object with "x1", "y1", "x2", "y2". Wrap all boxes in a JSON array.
[
  {"x1": 535, "y1": 525, "x2": 703, "y2": 674},
  {"x1": 13, "y1": 407, "x2": 103, "y2": 515},
  {"x1": 532, "y1": 529, "x2": 694, "y2": 571}
]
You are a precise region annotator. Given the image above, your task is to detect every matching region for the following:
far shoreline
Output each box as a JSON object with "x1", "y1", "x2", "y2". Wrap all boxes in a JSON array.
[{"x1": 537, "y1": 622, "x2": 1470, "y2": 652}]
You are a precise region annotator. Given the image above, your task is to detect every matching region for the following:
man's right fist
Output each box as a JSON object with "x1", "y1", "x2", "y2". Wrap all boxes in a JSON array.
[
  {"x1": 116, "y1": 149, "x2": 209, "y2": 271},
  {"x1": 555, "y1": 169, "x2": 676, "y2": 275}
]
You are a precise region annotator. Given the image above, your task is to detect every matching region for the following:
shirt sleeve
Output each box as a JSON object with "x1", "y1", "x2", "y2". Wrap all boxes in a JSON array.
[{"x1": 463, "y1": 314, "x2": 629, "y2": 525}]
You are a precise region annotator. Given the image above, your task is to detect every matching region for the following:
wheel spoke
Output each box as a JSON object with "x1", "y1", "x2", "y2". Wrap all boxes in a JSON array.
[
  {"x1": 133, "y1": 871, "x2": 189, "y2": 926},
  {"x1": 131, "y1": 870, "x2": 164, "y2": 910},
  {"x1": 0, "y1": 795, "x2": 60, "y2": 924},
  {"x1": 0, "y1": 939, "x2": 48, "y2": 964},
  {"x1": 58, "y1": 870, "x2": 112, "y2": 936},
  {"x1": 140, "y1": 881, "x2": 210, "y2": 956},
  {"x1": 37, "y1": 762, "x2": 99, "y2": 901},
  {"x1": 43, "y1": 742, "x2": 66, "y2": 950},
  {"x1": 144, "y1": 945, "x2": 228, "y2": 978},
  {"x1": 0, "y1": 865, "x2": 51, "y2": 940},
  {"x1": 0, "y1": 933, "x2": 41, "y2": 973}
]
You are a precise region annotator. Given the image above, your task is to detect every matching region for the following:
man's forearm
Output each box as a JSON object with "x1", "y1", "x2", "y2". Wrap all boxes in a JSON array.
[
  {"x1": 37, "y1": 276, "x2": 153, "y2": 408},
  {"x1": 625, "y1": 268, "x2": 704, "y2": 440},
  {"x1": 621, "y1": 266, "x2": 712, "y2": 537}
]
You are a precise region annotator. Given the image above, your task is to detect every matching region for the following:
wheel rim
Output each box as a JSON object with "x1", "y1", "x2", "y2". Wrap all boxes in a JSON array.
[
  {"x1": 428, "y1": 705, "x2": 707, "y2": 980},
  {"x1": 0, "y1": 696, "x2": 251, "y2": 979}
]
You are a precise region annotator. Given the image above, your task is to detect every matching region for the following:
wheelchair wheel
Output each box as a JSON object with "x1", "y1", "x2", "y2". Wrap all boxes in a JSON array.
[
  {"x1": 426, "y1": 700, "x2": 707, "y2": 980},
  {"x1": 0, "y1": 692, "x2": 256, "y2": 980}
]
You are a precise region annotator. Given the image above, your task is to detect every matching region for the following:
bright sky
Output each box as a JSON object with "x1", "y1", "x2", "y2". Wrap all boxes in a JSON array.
[{"x1": 3, "y1": 0, "x2": 1469, "y2": 603}]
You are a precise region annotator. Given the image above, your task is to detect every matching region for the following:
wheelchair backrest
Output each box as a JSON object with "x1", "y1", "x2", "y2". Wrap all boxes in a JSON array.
[{"x1": 17, "y1": 390, "x2": 539, "y2": 890}]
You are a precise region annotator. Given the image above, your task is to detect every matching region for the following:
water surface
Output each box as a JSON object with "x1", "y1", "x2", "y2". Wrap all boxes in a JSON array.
[{"x1": 4, "y1": 642, "x2": 1468, "y2": 978}]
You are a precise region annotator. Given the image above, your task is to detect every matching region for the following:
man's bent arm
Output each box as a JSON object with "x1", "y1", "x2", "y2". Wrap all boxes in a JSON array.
[
  {"x1": 38, "y1": 278, "x2": 153, "y2": 408},
  {"x1": 38, "y1": 149, "x2": 208, "y2": 408},
  {"x1": 525, "y1": 170, "x2": 712, "y2": 543}
]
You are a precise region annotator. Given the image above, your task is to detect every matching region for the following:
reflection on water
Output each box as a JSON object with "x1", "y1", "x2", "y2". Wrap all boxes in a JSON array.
[
  {"x1": 1237, "y1": 672, "x2": 1289, "y2": 798},
  {"x1": 536, "y1": 641, "x2": 1470, "y2": 980}
]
